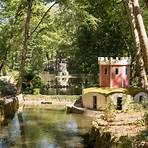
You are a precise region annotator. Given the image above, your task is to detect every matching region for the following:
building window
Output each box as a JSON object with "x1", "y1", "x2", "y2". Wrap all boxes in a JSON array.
[
  {"x1": 115, "y1": 68, "x2": 118, "y2": 75},
  {"x1": 104, "y1": 68, "x2": 107, "y2": 74},
  {"x1": 139, "y1": 96, "x2": 143, "y2": 102},
  {"x1": 126, "y1": 68, "x2": 128, "y2": 75}
]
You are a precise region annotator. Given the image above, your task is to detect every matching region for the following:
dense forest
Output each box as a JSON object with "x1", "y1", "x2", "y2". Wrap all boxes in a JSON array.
[{"x1": 0, "y1": 0, "x2": 148, "y2": 92}]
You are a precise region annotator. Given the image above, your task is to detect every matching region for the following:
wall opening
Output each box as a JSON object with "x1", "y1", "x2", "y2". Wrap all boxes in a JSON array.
[
  {"x1": 117, "y1": 97, "x2": 122, "y2": 110},
  {"x1": 115, "y1": 68, "x2": 119, "y2": 75},
  {"x1": 93, "y1": 96, "x2": 97, "y2": 110},
  {"x1": 104, "y1": 68, "x2": 107, "y2": 74},
  {"x1": 139, "y1": 96, "x2": 143, "y2": 102},
  {"x1": 126, "y1": 67, "x2": 128, "y2": 75}
]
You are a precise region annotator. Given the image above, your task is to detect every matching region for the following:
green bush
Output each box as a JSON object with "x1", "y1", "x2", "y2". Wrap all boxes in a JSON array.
[
  {"x1": 22, "y1": 70, "x2": 43, "y2": 94},
  {"x1": 127, "y1": 102, "x2": 143, "y2": 112},
  {"x1": 33, "y1": 88, "x2": 40, "y2": 95},
  {"x1": 102, "y1": 102, "x2": 116, "y2": 122},
  {"x1": 119, "y1": 136, "x2": 133, "y2": 148},
  {"x1": 144, "y1": 112, "x2": 148, "y2": 130}
]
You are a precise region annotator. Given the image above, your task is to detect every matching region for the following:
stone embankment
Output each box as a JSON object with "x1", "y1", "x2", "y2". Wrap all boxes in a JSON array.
[
  {"x1": 23, "y1": 95, "x2": 80, "y2": 109},
  {"x1": 0, "y1": 94, "x2": 22, "y2": 125},
  {"x1": 85, "y1": 111, "x2": 147, "y2": 148}
]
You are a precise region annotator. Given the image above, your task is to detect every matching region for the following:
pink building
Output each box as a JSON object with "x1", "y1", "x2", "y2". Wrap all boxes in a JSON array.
[{"x1": 98, "y1": 57, "x2": 131, "y2": 88}]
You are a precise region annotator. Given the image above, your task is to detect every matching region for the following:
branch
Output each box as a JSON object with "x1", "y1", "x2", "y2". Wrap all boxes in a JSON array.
[{"x1": 30, "y1": 1, "x2": 58, "y2": 37}]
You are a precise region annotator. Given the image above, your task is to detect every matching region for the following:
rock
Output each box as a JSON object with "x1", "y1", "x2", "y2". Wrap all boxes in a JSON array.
[{"x1": 0, "y1": 80, "x2": 16, "y2": 96}]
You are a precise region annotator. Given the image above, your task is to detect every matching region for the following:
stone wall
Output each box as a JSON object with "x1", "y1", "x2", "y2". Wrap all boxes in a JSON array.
[
  {"x1": 23, "y1": 95, "x2": 80, "y2": 107},
  {"x1": 0, "y1": 96, "x2": 19, "y2": 125},
  {"x1": 84, "y1": 111, "x2": 146, "y2": 148}
]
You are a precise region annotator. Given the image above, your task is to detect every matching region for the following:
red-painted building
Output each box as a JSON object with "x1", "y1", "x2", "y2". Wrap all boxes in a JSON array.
[{"x1": 98, "y1": 57, "x2": 131, "y2": 88}]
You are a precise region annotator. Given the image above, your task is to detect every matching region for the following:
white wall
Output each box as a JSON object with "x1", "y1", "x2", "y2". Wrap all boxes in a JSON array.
[
  {"x1": 82, "y1": 92, "x2": 106, "y2": 110},
  {"x1": 107, "y1": 93, "x2": 132, "y2": 110}
]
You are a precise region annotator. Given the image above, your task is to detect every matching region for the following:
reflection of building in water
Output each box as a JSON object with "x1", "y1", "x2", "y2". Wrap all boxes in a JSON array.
[{"x1": 56, "y1": 76, "x2": 70, "y2": 87}]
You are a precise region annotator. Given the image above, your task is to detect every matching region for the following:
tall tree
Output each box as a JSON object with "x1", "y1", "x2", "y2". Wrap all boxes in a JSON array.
[
  {"x1": 17, "y1": 0, "x2": 33, "y2": 94},
  {"x1": 123, "y1": 0, "x2": 148, "y2": 89},
  {"x1": 133, "y1": 0, "x2": 148, "y2": 72}
]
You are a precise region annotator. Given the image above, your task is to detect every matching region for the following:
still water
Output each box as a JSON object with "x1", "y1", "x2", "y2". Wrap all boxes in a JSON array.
[{"x1": 0, "y1": 107, "x2": 93, "y2": 148}]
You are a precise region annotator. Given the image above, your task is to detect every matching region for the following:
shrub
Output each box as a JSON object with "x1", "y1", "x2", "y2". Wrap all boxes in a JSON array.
[
  {"x1": 118, "y1": 136, "x2": 133, "y2": 148},
  {"x1": 22, "y1": 70, "x2": 43, "y2": 94},
  {"x1": 127, "y1": 102, "x2": 143, "y2": 112},
  {"x1": 144, "y1": 112, "x2": 148, "y2": 130},
  {"x1": 33, "y1": 88, "x2": 40, "y2": 95},
  {"x1": 102, "y1": 102, "x2": 116, "y2": 122}
]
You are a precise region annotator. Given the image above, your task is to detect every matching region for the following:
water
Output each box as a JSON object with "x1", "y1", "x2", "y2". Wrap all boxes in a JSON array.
[
  {"x1": 40, "y1": 73, "x2": 95, "y2": 95},
  {"x1": 0, "y1": 106, "x2": 93, "y2": 148}
]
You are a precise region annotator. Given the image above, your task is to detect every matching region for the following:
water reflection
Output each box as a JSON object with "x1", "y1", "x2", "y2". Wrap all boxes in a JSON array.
[
  {"x1": 0, "y1": 106, "x2": 93, "y2": 148},
  {"x1": 40, "y1": 73, "x2": 95, "y2": 95}
]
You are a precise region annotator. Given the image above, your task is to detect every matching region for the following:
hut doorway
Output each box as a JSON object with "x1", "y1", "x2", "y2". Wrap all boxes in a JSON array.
[
  {"x1": 117, "y1": 97, "x2": 122, "y2": 110},
  {"x1": 93, "y1": 96, "x2": 97, "y2": 109}
]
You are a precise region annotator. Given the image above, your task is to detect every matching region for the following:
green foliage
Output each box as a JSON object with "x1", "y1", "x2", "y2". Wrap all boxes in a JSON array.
[
  {"x1": 102, "y1": 102, "x2": 116, "y2": 122},
  {"x1": 118, "y1": 136, "x2": 133, "y2": 148},
  {"x1": 33, "y1": 88, "x2": 40, "y2": 95},
  {"x1": 144, "y1": 112, "x2": 148, "y2": 130},
  {"x1": 0, "y1": 0, "x2": 148, "y2": 87},
  {"x1": 136, "y1": 119, "x2": 145, "y2": 127},
  {"x1": 22, "y1": 70, "x2": 43, "y2": 94},
  {"x1": 127, "y1": 102, "x2": 144, "y2": 112},
  {"x1": 128, "y1": 100, "x2": 148, "y2": 112}
]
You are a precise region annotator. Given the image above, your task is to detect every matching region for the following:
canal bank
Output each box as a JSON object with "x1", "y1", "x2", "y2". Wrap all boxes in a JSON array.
[
  {"x1": 0, "y1": 94, "x2": 21, "y2": 125},
  {"x1": 22, "y1": 94, "x2": 80, "y2": 109}
]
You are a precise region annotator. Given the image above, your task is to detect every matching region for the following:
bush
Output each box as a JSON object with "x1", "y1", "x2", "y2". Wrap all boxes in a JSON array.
[
  {"x1": 33, "y1": 88, "x2": 40, "y2": 95},
  {"x1": 144, "y1": 112, "x2": 148, "y2": 130},
  {"x1": 127, "y1": 102, "x2": 143, "y2": 112},
  {"x1": 102, "y1": 102, "x2": 116, "y2": 122},
  {"x1": 118, "y1": 136, "x2": 133, "y2": 148},
  {"x1": 22, "y1": 70, "x2": 43, "y2": 94}
]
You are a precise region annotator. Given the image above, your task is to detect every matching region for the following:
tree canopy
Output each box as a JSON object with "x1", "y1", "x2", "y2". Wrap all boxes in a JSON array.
[{"x1": 0, "y1": 0, "x2": 148, "y2": 91}]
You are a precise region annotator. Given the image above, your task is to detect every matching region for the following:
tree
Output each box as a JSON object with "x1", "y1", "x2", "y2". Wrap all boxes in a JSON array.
[
  {"x1": 17, "y1": 0, "x2": 33, "y2": 94},
  {"x1": 123, "y1": 0, "x2": 148, "y2": 90},
  {"x1": 17, "y1": 0, "x2": 59, "y2": 93}
]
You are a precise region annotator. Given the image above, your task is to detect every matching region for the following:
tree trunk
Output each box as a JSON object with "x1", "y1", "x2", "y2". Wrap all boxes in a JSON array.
[
  {"x1": 132, "y1": 0, "x2": 148, "y2": 73},
  {"x1": 123, "y1": 0, "x2": 148, "y2": 90},
  {"x1": 17, "y1": 0, "x2": 33, "y2": 94}
]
